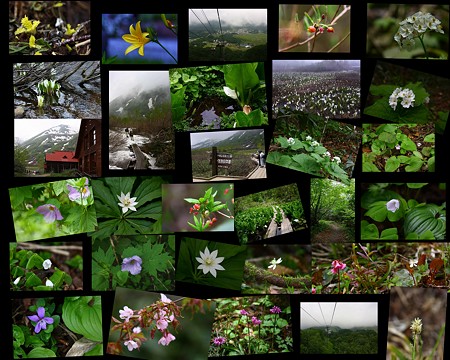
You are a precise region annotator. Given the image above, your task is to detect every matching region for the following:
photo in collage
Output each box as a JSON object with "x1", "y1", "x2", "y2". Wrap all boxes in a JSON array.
[{"x1": 5, "y1": 1, "x2": 449, "y2": 359}]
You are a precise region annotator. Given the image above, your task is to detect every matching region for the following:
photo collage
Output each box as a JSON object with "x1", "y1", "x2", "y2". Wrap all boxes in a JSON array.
[{"x1": 5, "y1": 1, "x2": 449, "y2": 359}]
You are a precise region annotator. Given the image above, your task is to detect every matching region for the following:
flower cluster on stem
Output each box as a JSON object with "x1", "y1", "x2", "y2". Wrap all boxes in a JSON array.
[{"x1": 109, "y1": 294, "x2": 182, "y2": 353}]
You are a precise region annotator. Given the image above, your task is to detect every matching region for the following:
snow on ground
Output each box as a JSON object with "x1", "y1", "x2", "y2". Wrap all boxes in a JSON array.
[{"x1": 109, "y1": 128, "x2": 160, "y2": 169}]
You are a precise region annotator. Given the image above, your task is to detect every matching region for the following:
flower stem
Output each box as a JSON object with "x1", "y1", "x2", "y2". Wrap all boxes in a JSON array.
[
  {"x1": 418, "y1": 35, "x2": 429, "y2": 60},
  {"x1": 337, "y1": 270, "x2": 341, "y2": 294},
  {"x1": 154, "y1": 40, "x2": 177, "y2": 63}
]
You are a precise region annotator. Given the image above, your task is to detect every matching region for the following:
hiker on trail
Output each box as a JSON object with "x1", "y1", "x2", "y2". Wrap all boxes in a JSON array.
[
  {"x1": 125, "y1": 128, "x2": 129, "y2": 137},
  {"x1": 129, "y1": 129, "x2": 134, "y2": 140},
  {"x1": 258, "y1": 150, "x2": 266, "y2": 167},
  {"x1": 251, "y1": 151, "x2": 260, "y2": 165}
]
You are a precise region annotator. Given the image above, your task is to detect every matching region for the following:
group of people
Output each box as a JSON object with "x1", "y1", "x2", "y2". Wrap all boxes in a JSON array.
[
  {"x1": 252, "y1": 150, "x2": 266, "y2": 167},
  {"x1": 125, "y1": 127, "x2": 134, "y2": 140}
]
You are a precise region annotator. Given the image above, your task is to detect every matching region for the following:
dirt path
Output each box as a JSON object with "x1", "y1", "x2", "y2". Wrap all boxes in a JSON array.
[{"x1": 312, "y1": 222, "x2": 349, "y2": 243}]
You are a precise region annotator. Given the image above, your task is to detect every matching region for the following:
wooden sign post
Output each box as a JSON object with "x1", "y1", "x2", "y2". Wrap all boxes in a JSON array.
[{"x1": 210, "y1": 146, "x2": 232, "y2": 176}]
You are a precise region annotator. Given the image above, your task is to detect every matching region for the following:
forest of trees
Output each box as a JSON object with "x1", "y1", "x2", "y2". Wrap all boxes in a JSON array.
[{"x1": 300, "y1": 328, "x2": 378, "y2": 354}]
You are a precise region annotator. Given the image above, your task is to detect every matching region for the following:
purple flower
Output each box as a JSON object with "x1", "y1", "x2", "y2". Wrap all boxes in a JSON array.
[
  {"x1": 67, "y1": 183, "x2": 90, "y2": 201},
  {"x1": 121, "y1": 255, "x2": 142, "y2": 275},
  {"x1": 251, "y1": 316, "x2": 262, "y2": 325},
  {"x1": 27, "y1": 307, "x2": 54, "y2": 333},
  {"x1": 213, "y1": 336, "x2": 226, "y2": 346},
  {"x1": 270, "y1": 306, "x2": 281, "y2": 314},
  {"x1": 240, "y1": 309, "x2": 249, "y2": 315},
  {"x1": 36, "y1": 204, "x2": 63, "y2": 223},
  {"x1": 331, "y1": 260, "x2": 347, "y2": 274}
]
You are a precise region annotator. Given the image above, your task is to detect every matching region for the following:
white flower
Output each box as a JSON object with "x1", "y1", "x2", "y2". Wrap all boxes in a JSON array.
[
  {"x1": 133, "y1": 327, "x2": 142, "y2": 334},
  {"x1": 395, "y1": 144, "x2": 401, "y2": 150},
  {"x1": 287, "y1": 137, "x2": 295, "y2": 145},
  {"x1": 311, "y1": 141, "x2": 319, "y2": 147},
  {"x1": 117, "y1": 192, "x2": 138, "y2": 214},
  {"x1": 306, "y1": 135, "x2": 312, "y2": 141},
  {"x1": 37, "y1": 95, "x2": 44, "y2": 107},
  {"x1": 13, "y1": 277, "x2": 21, "y2": 285},
  {"x1": 417, "y1": 142, "x2": 422, "y2": 147},
  {"x1": 124, "y1": 340, "x2": 139, "y2": 351},
  {"x1": 160, "y1": 293, "x2": 172, "y2": 304},
  {"x1": 332, "y1": 156, "x2": 341, "y2": 164},
  {"x1": 323, "y1": 151, "x2": 331, "y2": 157},
  {"x1": 386, "y1": 199, "x2": 400, "y2": 213},
  {"x1": 196, "y1": 246, "x2": 225, "y2": 278},
  {"x1": 45, "y1": 279, "x2": 54, "y2": 288},
  {"x1": 410, "y1": 317, "x2": 423, "y2": 335},
  {"x1": 42, "y1": 259, "x2": 52, "y2": 270},
  {"x1": 268, "y1": 257, "x2": 282, "y2": 270},
  {"x1": 223, "y1": 86, "x2": 238, "y2": 99}
]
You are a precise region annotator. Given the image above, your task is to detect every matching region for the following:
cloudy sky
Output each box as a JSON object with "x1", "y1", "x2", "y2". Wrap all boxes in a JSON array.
[
  {"x1": 109, "y1": 70, "x2": 169, "y2": 103},
  {"x1": 189, "y1": 8, "x2": 267, "y2": 28},
  {"x1": 14, "y1": 118, "x2": 81, "y2": 143},
  {"x1": 300, "y1": 302, "x2": 378, "y2": 329}
]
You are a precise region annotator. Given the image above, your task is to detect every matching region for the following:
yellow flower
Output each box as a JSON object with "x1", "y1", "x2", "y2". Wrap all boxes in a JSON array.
[
  {"x1": 122, "y1": 21, "x2": 150, "y2": 56},
  {"x1": 29, "y1": 35, "x2": 36, "y2": 48},
  {"x1": 15, "y1": 15, "x2": 40, "y2": 35},
  {"x1": 65, "y1": 24, "x2": 77, "y2": 36}
]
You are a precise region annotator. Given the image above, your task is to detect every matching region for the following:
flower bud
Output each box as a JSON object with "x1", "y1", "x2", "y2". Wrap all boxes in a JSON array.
[{"x1": 327, "y1": 27, "x2": 334, "y2": 33}]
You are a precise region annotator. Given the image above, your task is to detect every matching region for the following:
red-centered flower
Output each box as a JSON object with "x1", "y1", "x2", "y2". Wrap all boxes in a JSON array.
[{"x1": 307, "y1": 26, "x2": 316, "y2": 33}]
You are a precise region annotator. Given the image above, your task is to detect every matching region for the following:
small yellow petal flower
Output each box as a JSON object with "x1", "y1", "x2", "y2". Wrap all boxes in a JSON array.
[
  {"x1": 29, "y1": 35, "x2": 36, "y2": 48},
  {"x1": 65, "y1": 24, "x2": 77, "y2": 36},
  {"x1": 122, "y1": 21, "x2": 150, "y2": 56}
]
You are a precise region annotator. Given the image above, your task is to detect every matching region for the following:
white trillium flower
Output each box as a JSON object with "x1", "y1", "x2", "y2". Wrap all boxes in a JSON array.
[
  {"x1": 117, "y1": 192, "x2": 139, "y2": 214},
  {"x1": 268, "y1": 257, "x2": 282, "y2": 270},
  {"x1": 386, "y1": 199, "x2": 400, "y2": 213},
  {"x1": 223, "y1": 86, "x2": 238, "y2": 99},
  {"x1": 196, "y1": 246, "x2": 225, "y2": 278},
  {"x1": 45, "y1": 279, "x2": 54, "y2": 288},
  {"x1": 43, "y1": 259, "x2": 52, "y2": 270}
]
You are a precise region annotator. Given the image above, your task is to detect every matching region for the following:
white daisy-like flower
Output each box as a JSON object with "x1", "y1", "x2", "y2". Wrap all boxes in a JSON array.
[
  {"x1": 117, "y1": 192, "x2": 139, "y2": 214},
  {"x1": 196, "y1": 246, "x2": 225, "y2": 278},
  {"x1": 268, "y1": 257, "x2": 282, "y2": 270}
]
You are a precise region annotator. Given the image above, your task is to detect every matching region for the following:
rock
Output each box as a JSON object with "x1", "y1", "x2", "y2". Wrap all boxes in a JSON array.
[{"x1": 14, "y1": 106, "x2": 24, "y2": 118}]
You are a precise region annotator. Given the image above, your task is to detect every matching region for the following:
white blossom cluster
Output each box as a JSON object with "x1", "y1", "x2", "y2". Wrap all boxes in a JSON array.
[
  {"x1": 394, "y1": 11, "x2": 444, "y2": 49},
  {"x1": 389, "y1": 87, "x2": 415, "y2": 110}
]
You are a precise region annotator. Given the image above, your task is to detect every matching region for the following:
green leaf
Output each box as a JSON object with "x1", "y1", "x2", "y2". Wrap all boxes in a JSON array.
[
  {"x1": 91, "y1": 180, "x2": 121, "y2": 217},
  {"x1": 404, "y1": 157, "x2": 423, "y2": 172},
  {"x1": 380, "y1": 227, "x2": 398, "y2": 240},
  {"x1": 62, "y1": 297, "x2": 103, "y2": 342},
  {"x1": 385, "y1": 156, "x2": 400, "y2": 172},
  {"x1": 25, "y1": 272, "x2": 42, "y2": 287},
  {"x1": 27, "y1": 348, "x2": 57, "y2": 357},
  {"x1": 360, "y1": 220, "x2": 379, "y2": 240},
  {"x1": 423, "y1": 133, "x2": 435, "y2": 142}
]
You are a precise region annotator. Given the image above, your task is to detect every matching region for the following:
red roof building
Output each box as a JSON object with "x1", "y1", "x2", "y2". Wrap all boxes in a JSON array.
[{"x1": 44, "y1": 151, "x2": 78, "y2": 173}]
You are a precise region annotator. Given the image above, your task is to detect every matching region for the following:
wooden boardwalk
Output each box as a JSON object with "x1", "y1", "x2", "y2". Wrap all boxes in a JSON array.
[{"x1": 265, "y1": 206, "x2": 293, "y2": 238}]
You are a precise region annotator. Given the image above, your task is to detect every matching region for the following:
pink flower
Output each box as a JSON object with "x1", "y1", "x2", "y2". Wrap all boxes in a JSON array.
[
  {"x1": 158, "y1": 332, "x2": 176, "y2": 346},
  {"x1": 156, "y1": 318, "x2": 169, "y2": 331},
  {"x1": 213, "y1": 336, "x2": 226, "y2": 346},
  {"x1": 124, "y1": 339, "x2": 139, "y2": 351},
  {"x1": 119, "y1": 306, "x2": 134, "y2": 322},
  {"x1": 270, "y1": 306, "x2": 281, "y2": 314},
  {"x1": 331, "y1": 260, "x2": 346, "y2": 274},
  {"x1": 311, "y1": 287, "x2": 317, "y2": 294},
  {"x1": 240, "y1": 309, "x2": 249, "y2": 315},
  {"x1": 251, "y1": 316, "x2": 262, "y2": 325}
]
